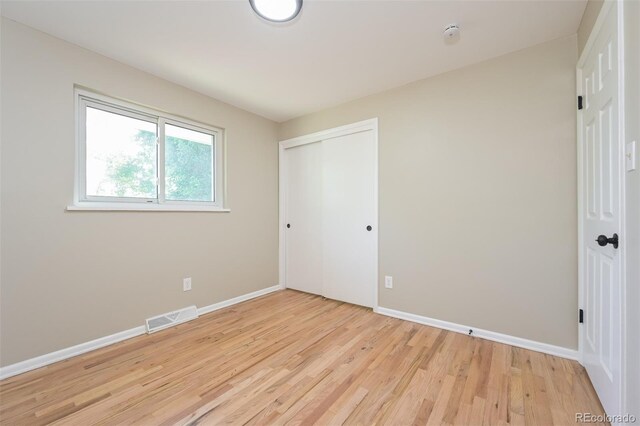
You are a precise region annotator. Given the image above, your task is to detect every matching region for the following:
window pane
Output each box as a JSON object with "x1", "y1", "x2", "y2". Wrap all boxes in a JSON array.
[
  {"x1": 85, "y1": 106, "x2": 158, "y2": 199},
  {"x1": 165, "y1": 124, "x2": 214, "y2": 202}
]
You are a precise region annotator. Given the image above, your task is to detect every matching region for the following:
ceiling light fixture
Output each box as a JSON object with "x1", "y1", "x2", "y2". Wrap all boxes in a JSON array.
[{"x1": 250, "y1": 0, "x2": 303, "y2": 23}]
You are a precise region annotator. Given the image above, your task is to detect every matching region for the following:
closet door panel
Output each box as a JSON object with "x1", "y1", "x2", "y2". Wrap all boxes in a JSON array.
[
  {"x1": 322, "y1": 131, "x2": 376, "y2": 307},
  {"x1": 284, "y1": 142, "x2": 323, "y2": 295}
]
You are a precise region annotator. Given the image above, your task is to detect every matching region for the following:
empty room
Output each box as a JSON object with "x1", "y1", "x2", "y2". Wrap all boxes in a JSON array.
[{"x1": 0, "y1": 0, "x2": 638, "y2": 424}]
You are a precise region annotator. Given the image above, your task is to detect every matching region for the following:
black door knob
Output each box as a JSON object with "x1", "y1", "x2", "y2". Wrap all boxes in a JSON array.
[
  {"x1": 286, "y1": 224, "x2": 290, "y2": 229},
  {"x1": 596, "y1": 233, "x2": 618, "y2": 249},
  {"x1": 366, "y1": 225, "x2": 372, "y2": 231}
]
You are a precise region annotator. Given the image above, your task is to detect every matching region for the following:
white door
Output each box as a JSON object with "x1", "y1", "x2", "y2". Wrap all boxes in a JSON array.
[
  {"x1": 284, "y1": 141, "x2": 323, "y2": 295},
  {"x1": 580, "y1": 1, "x2": 622, "y2": 417},
  {"x1": 322, "y1": 131, "x2": 376, "y2": 307},
  {"x1": 281, "y1": 121, "x2": 378, "y2": 308}
]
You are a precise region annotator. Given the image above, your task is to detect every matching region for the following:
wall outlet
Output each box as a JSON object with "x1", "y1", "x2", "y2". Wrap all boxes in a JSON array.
[
  {"x1": 385, "y1": 275, "x2": 393, "y2": 289},
  {"x1": 183, "y1": 277, "x2": 192, "y2": 292}
]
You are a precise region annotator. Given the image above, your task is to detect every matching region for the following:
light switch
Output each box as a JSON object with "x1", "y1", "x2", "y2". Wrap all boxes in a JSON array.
[{"x1": 626, "y1": 141, "x2": 637, "y2": 172}]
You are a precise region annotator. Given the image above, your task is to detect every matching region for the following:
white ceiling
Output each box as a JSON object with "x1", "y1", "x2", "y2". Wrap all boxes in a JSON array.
[{"x1": 1, "y1": 0, "x2": 586, "y2": 122}]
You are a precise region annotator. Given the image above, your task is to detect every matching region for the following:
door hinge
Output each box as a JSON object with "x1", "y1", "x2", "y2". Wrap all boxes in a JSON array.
[
  {"x1": 579, "y1": 308, "x2": 584, "y2": 324},
  {"x1": 578, "y1": 96, "x2": 584, "y2": 110}
]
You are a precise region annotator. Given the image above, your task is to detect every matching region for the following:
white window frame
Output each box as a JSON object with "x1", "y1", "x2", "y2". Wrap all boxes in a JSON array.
[{"x1": 69, "y1": 89, "x2": 228, "y2": 212}]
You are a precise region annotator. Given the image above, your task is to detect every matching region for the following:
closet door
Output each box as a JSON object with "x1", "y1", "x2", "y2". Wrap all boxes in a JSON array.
[
  {"x1": 322, "y1": 131, "x2": 376, "y2": 307},
  {"x1": 284, "y1": 142, "x2": 323, "y2": 295}
]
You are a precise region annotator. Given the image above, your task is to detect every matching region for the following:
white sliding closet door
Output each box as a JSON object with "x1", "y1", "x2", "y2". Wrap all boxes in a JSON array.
[
  {"x1": 281, "y1": 120, "x2": 377, "y2": 308},
  {"x1": 322, "y1": 131, "x2": 376, "y2": 307},
  {"x1": 284, "y1": 141, "x2": 323, "y2": 295}
]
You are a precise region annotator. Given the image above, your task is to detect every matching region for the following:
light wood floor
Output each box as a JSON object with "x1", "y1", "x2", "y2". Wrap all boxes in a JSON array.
[{"x1": 0, "y1": 290, "x2": 605, "y2": 425}]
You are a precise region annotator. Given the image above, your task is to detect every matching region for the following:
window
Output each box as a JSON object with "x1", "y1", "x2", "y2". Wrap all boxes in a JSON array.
[{"x1": 72, "y1": 90, "x2": 226, "y2": 211}]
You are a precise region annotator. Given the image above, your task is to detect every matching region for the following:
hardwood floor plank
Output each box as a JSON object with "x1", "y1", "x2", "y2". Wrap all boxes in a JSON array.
[{"x1": 0, "y1": 290, "x2": 606, "y2": 425}]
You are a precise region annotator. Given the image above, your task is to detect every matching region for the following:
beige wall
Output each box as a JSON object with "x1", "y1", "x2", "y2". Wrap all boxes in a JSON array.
[
  {"x1": 0, "y1": 19, "x2": 279, "y2": 366},
  {"x1": 280, "y1": 36, "x2": 579, "y2": 349},
  {"x1": 578, "y1": 0, "x2": 604, "y2": 55}
]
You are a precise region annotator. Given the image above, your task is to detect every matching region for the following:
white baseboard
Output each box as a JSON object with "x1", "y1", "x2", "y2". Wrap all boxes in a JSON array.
[
  {"x1": 0, "y1": 326, "x2": 147, "y2": 381},
  {"x1": 0, "y1": 285, "x2": 282, "y2": 381},
  {"x1": 374, "y1": 306, "x2": 578, "y2": 361},
  {"x1": 197, "y1": 285, "x2": 281, "y2": 316}
]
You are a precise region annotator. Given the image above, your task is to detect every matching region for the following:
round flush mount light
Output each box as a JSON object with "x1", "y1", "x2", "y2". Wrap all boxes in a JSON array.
[{"x1": 250, "y1": 0, "x2": 303, "y2": 23}]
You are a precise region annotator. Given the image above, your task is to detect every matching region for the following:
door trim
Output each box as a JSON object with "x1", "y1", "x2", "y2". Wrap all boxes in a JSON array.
[
  {"x1": 278, "y1": 118, "x2": 379, "y2": 309},
  {"x1": 576, "y1": 0, "x2": 626, "y2": 414}
]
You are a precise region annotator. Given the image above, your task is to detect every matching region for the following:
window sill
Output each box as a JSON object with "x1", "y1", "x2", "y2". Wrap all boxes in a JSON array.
[{"x1": 66, "y1": 203, "x2": 230, "y2": 212}]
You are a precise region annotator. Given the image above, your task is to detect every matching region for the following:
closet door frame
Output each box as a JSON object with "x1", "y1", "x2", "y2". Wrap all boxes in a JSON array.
[{"x1": 278, "y1": 118, "x2": 379, "y2": 309}]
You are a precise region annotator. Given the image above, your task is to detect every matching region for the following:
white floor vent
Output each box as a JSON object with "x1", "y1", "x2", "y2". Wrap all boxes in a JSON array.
[{"x1": 146, "y1": 305, "x2": 199, "y2": 334}]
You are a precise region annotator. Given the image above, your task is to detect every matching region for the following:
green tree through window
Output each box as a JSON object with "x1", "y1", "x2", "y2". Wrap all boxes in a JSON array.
[
  {"x1": 105, "y1": 130, "x2": 213, "y2": 201},
  {"x1": 102, "y1": 130, "x2": 156, "y2": 197}
]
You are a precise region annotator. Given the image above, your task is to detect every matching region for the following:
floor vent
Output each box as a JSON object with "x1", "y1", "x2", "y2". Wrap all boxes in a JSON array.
[{"x1": 146, "y1": 305, "x2": 198, "y2": 334}]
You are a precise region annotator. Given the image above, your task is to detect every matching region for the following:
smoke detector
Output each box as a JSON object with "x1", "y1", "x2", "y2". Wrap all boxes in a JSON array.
[{"x1": 443, "y1": 24, "x2": 461, "y2": 43}]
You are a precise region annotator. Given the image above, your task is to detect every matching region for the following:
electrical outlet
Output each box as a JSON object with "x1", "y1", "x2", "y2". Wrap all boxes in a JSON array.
[
  {"x1": 183, "y1": 277, "x2": 192, "y2": 292},
  {"x1": 385, "y1": 276, "x2": 393, "y2": 289}
]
